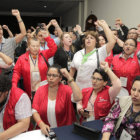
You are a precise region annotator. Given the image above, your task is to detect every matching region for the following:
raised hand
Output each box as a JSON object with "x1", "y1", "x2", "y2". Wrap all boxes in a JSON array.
[
  {"x1": 11, "y1": 9, "x2": 20, "y2": 17},
  {"x1": 2, "y1": 25, "x2": 9, "y2": 30},
  {"x1": 100, "y1": 61, "x2": 109, "y2": 72}
]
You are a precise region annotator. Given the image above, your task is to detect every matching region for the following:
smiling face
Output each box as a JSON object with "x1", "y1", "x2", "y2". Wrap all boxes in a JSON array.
[
  {"x1": 123, "y1": 39, "x2": 136, "y2": 56},
  {"x1": 131, "y1": 80, "x2": 140, "y2": 106},
  {"x1": 47, "y1": 68, "x2": 62, "y2": 87}
]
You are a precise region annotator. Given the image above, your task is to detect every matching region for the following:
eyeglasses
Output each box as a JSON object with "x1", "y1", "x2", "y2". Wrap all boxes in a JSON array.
[
  {"x1": 124, "y1": 43, "x2": 135, "y2": 47},
  {"x1": 47, "y1": 74, "x2": 60, "y2": 78},
  {"x1": 91, "y1": 76, "x2": 103, "y2": 82}
]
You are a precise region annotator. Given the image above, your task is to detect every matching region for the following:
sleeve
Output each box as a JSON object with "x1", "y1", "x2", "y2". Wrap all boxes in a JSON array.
[
  {"x1": 137, "y1": 50, "x2": 140, "y2": 65},
  {"x1": 0, "y1": 58, "x2": 12, "y2": 69},
  {"x1": 42, "y1": 36, "x2": 57, "y2": 59},
  {"x1": 98, "y1": 44, "x2": 108, "y2": 61},
  {"x1": 15, "y1": 93, "x2": 32, "y2": 120},
  {"x1": 12, "y1": 57, "x2": 22, "y2": 87},
  {"x1": 102, "y1": 98, "x2": 121, "y2": 133}
]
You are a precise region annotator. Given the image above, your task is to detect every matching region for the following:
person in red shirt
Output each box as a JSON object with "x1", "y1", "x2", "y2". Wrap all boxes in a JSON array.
[
  {"x1": 77, "y1": 61, "x2": 121, "y2": 122},
  {"x1": 32, "y1": 65, "x2": 82, "y2": 136},
  {"x1": 112, "y1": 38, "x2": 140, "y2": 95},
  {"x1": 12, "y1": 30, "x2": 57, "y2": 100}
]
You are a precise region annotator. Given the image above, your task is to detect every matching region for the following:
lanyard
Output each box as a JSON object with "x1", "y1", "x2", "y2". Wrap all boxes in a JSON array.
[
  {"x1": 64, "y1": 49, "x2": 72, "y2": 61},
  {"x1": 129, "y1": 104, "x2": 140, "y2": 124},
  {"x1": 30, "y1": 54, "x2": 37, "y2": 67},
  {"x1": 82, "y1": 49, "x2": 96, "y2": 64}
]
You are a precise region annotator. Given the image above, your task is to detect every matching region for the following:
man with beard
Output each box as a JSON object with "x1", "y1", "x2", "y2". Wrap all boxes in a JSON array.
[{"x1": 0, "y1": 74, "x2": 32, "y2": 140}]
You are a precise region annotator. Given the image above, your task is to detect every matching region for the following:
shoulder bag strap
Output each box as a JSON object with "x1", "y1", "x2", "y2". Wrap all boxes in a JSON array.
[
  {"x1": 40, "y1": 53, "x2": 50, "y2": 68},
  {"x1": 96, "y1": 49, "x2": 100, "y2": 68}
]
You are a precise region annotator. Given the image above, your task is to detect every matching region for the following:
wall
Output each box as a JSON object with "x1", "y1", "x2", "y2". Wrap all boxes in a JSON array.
[
  {"x1": 87, "y1": 0, "x2": 140, "y2": 28},
  {"x1": 61, "y1": 5, "x2": 79, "y2": 30}
]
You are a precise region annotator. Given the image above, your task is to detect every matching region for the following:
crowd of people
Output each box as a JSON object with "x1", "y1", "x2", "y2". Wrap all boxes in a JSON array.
[{"x1": 0, "y1": 9, "x2": 140, "y2": 140}]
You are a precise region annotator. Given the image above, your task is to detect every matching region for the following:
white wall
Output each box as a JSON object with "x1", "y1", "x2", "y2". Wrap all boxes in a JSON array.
[{"x1": 87, "y1": 0, "x2": 140, "y2": 28}]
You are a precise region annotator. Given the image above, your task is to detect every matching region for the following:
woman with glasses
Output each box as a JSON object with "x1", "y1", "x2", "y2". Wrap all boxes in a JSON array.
[
  {"x1": 77, "y1": 61, "x2": 121, "y2": 122},
  {"x1": 32, "y1": 64, "x2": 82, "y2": 136},
  {"x1": 111, "y1": 38, "x2": 140, "y2": 95},
  {"x1": 12, "y1": 31, "x2": 57, "y2": 100}
]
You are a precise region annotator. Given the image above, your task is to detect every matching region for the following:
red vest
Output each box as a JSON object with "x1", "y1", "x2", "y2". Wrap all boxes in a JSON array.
[
  {"x1": 3, "y1": 87, "x2": 24, "y2": 130},
  {"x1": 32, "y1": 84, "x2": 76, "y2": 127},
  {"x1": 82, "y1": 86, "x2": 112, "y2": 120},
  {"x1": 112, "y1": 53, "x2": 140, "y2": 94}
]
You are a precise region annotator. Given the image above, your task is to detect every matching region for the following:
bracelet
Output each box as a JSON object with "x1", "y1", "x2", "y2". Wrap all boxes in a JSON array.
[
  {"x1": 37, "y1": 120, "x2": 42, "y2": 126},
  {"x1": 68, "y1": 78, "x2": 74, "y2": 84},
  {"x1": 18, "y1": 20, "x2": 23, "y2": 23}
]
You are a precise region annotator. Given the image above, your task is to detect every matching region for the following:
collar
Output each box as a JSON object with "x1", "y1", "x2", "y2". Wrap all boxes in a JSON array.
[
  {"x1": 1, "y1": 36, "x2": 6, "y2": 44},
  {"x1": 119, "y1": 52, "x2": 134, "y2": 58}
]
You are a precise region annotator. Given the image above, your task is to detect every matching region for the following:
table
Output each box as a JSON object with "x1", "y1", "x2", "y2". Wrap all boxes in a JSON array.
[
  {"x1": 53, "y1": 120, "x2": 116, "y2": 140},
  {"x1": 10, "y1": 120, "x2": 116, "y2": 140}
]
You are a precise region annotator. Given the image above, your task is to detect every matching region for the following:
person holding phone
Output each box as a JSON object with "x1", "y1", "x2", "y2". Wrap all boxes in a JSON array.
[
  {"x1": 77, "y1": 61, "x2": 121, "y2": 122},
  {"x1": 32, "y1": 65, "x2": 82, "y2": 136}
]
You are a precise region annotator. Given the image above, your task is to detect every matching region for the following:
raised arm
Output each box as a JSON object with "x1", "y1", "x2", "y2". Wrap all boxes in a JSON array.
[
  {"x1": 12, "y1": 9, "x2": 26, "y2": 44},
  {"x1": 2, "y1": 25, "x2": 13, "y2": 38},
  {"x1": 95, "y1": 20, "x2": 116, "y2": 55},
  {"x1": 100, "y1": 61, "x2": 121, "y2": 103},
  {"x1": 51, "y1": 19, "x2": 63, "y2": 38},
  {"x1": 60, "y1": 68, "x2": 82, "y2": 102},
  {"x1": 41, "y1": 30, "x2": 57, "y2": 58}
]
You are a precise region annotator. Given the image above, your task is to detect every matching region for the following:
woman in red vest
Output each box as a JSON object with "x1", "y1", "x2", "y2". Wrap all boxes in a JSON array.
[
  {"x1": 12, "y1": 30, "x2": 57, "y2": 100},
  {"x1": 112, "y1": 38, "x2": 140, "y2": 95},
  {"x1": 32, "y1": 65, "x2": 82, "y2": 136},
  {"x1": 78, "y1": 61, "x2": 121, "y2": 122}
]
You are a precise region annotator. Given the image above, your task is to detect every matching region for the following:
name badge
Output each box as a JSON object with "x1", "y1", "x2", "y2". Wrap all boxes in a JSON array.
[
  {"x1": 67, "y1": 61, "x2": 72, "y2": 71},
  {"x1": 32, "y1": 72, "x2": 40, "y2": 82},
  {"x1": 120, "y1": 129, "x2": 132, "y2": 140},
  {"x1": 120, "y1": 77, "x2": 127, "y2": 87}
]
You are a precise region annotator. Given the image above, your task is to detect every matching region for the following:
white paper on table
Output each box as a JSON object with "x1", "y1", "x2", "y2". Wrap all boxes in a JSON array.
[{"x1": 10, "y1": 130, "x2": 50, "y2": 140}]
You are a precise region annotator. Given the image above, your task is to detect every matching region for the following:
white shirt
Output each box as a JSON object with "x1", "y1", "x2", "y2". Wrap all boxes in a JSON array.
[
  {"x1": 47, "y1": 99, "x2": 57, "y2": 128},
  {"x1": 71, "y1": 45, "x2": 107, "y2": 90}
]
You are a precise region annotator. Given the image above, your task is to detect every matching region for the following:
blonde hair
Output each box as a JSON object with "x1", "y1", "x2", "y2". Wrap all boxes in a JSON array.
[{"x1": 59, "y1": 32, "x2": 76, "y2": 53}]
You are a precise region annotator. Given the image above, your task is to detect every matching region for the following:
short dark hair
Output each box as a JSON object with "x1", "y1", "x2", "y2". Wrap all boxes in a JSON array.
[
  {"x1": 132, "y1": 75, "x2": 140, "y2": 86},
  {"x1": 47, "y1": 64, "x2": 63, "y2": 77},
  {"x1": 93, "y1": 68, "x2": 109, "y2": 82},
  {"x1": 0, "y1": 74, "x2": 12, "y2": 92},
  {"x1": 124, "y1": 38, "x2": 137, "y2": 48}
]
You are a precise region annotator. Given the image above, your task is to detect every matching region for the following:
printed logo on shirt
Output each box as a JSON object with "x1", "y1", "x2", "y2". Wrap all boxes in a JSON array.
[{"x1": 98, "y1": 97, "x2": 108, "y2": 102}]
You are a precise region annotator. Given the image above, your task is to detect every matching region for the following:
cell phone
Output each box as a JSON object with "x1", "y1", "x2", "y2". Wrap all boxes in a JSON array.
[
  {"x1": 49, "y1": 129, "x2": 56, "y2": 139},
  {"x1": 84, "y1": 109, "x2": 89, "y2": 114}
]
